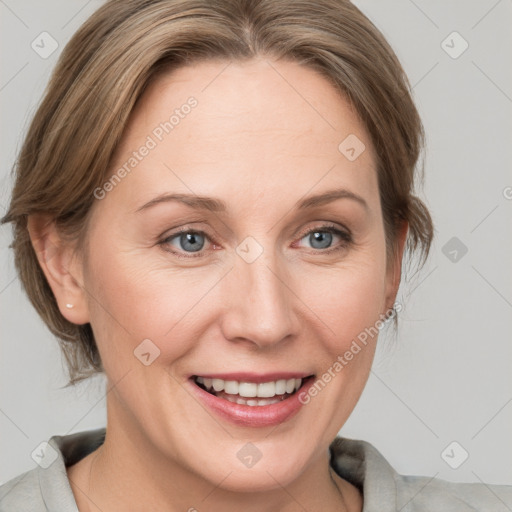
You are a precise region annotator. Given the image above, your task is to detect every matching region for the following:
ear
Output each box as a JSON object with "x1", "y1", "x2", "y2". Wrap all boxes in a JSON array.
[
  {"x1": 27, "y1": 214, "x2": 90, "y2": 325},
  {"x1": 383, "y1": 220, "x2": 408, "y2": 312}
]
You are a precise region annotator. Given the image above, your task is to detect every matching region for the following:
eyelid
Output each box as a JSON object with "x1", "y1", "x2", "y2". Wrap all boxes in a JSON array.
[{"x1": 295, "y1": 222, "x2": 350, "y2": 241}]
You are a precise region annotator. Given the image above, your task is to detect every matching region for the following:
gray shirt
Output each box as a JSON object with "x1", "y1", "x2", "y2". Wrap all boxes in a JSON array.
[{"x1": 1, "y1": 428, "x2": 511, "y2": 511}]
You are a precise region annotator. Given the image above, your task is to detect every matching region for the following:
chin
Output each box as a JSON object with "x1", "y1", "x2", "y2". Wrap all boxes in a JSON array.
[{"x1": 192, "y1": 444, "x2": 309, "y2": 493}]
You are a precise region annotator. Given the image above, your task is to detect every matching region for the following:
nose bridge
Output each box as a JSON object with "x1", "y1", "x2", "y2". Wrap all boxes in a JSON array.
[{"x1": 221, "y1": 245, "x2": 296, "y2": 347}]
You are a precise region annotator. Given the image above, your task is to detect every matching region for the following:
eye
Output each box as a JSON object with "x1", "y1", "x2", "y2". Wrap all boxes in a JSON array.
[
  {"x1": 160, "y1": 228, "x2": 212, "y2": 258},
  {"x1": 295, "y1": 223, "x2": 352, "y2": 253}
]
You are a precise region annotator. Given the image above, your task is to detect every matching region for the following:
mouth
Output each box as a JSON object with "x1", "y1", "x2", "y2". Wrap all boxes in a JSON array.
[
  {"x1": 191, "y1": 374, "x2": 315, "y2": 407},
  {"x1": 188, "y1": 373, "x2": 317, "y2": 427}
]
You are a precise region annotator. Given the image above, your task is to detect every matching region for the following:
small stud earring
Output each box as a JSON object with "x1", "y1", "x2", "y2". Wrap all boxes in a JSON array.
[{"x1": 65, "y1": 303, "x2": 74, "y2": 309}]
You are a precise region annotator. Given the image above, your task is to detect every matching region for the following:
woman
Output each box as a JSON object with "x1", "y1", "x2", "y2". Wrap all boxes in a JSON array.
[{"x1": 1, "y1": 0, "x2": 510, "y2": 510}]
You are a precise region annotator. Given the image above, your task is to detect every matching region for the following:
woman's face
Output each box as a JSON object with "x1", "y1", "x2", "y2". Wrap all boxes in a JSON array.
[{"x1": 74, "y1": 58, "x2": 402, "y2": 490}]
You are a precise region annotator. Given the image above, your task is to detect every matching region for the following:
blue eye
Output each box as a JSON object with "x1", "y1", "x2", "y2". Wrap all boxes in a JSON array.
[
  {"x1": 304, "y1": 230, "x2": 334, "y2": 250},
  {"x1": 163, "y1": 230, "x2": 207, "y2": 256},
  {"x1": 298, "y1": 225, "x2": 352, "y2": 253}
]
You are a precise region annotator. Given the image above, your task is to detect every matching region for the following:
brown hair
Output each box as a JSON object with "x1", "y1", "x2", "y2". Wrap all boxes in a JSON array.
[{"x1": 1, "y1": 0, "x2": 434, "y2": 385}]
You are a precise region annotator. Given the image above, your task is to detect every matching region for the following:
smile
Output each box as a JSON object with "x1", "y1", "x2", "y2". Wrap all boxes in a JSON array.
[
  {"x1": 189, "y1": 373, "x2": 316, "y2": 427},
  {"x1": 194, "y1": 376, "x2": 304, "y2": 406}
]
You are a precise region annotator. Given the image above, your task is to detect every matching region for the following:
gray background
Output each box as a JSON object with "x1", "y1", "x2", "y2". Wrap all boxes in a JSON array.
[{"x1": 1, "y1": 0, "x2": 511, "y2": 487}]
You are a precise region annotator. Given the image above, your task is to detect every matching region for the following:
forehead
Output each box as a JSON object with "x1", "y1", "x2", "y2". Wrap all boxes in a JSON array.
[{"x1": 103, "y1": 58, "x2": 378, "y2": 216}]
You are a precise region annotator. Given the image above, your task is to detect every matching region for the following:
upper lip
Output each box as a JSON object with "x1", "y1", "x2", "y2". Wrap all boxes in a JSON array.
[{"x1": 190, "y1": 372, "x2": 314, "y2": 383}]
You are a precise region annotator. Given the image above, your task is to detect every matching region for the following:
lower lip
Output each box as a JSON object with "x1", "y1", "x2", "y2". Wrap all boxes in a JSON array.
[{"x1": 188, "y1": 377, "x2": 315, "y2": 428}]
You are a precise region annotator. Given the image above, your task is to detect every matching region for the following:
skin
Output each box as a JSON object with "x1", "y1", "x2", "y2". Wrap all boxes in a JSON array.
[{"x1": 29, "y1": 57, "x2": 407, "y2": 511}]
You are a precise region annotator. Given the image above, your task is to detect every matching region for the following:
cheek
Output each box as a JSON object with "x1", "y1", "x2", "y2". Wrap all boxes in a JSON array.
[
  {"x1": 299, "y1": 256, "x2": 387, "y2": 346},
  {"x1": 83, "y1": 243, "x2": 220, "y2": 371},
  {"x1": 289, "y1": 261, "x2": 386, "y2": 441}
]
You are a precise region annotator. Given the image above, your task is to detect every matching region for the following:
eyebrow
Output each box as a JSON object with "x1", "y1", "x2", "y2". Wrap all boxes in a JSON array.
[{"x1": 135, "y1": 188, "x2": 368, "y2": 214}]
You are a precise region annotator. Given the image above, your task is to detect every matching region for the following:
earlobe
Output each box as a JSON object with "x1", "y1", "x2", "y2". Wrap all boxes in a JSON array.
[{"x1": 27, "y1": 214, "x2": 90, "y2": 325}]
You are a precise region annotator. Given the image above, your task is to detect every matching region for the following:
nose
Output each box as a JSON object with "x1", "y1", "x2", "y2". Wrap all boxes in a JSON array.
[{"x1": 220, "y1": 249, "x2": 298, "y2": 349}]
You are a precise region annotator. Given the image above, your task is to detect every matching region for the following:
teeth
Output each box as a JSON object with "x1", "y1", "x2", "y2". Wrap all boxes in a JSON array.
[
  {"x1": 195, "y1": 376, "x2": 304, "y2": 398},
  {"x1": 213, "y1": 391, "x2": 285, "y2": 406},
  {"x1": 212, "y1": 378, "x2": 224, "y2": 392},
  {"x1": 224, "y1": 380, "x2": 239, "y2": 394},
  {"x1": 238, "y1": 382, "x2": 257, "y2": 397},
  {"x1": 275, "y1": 379, "x2": 286, "y2": 394},
  {"x1": 257, "y1": 381, "x2": 275, "y2": 398}
]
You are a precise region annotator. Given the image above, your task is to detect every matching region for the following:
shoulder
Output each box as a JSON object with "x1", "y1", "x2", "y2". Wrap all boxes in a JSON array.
[
  {"x1": 394, "y1": 472, "x2": 512, "y2": 511},
  {"x1": 329, "y1": 436, "x2": 512, "y2": 511},
  {"x1": 0, "y1": 428, "x2": 105, "y2": 512},
  {"x1": 0, "y1": 468, "x2": 45, "y2": 511}
]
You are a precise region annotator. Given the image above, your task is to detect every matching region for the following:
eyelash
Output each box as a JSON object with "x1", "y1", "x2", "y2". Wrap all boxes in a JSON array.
[{"x1": 158, "y1": 223, "x2": 353, "y2": 259}]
